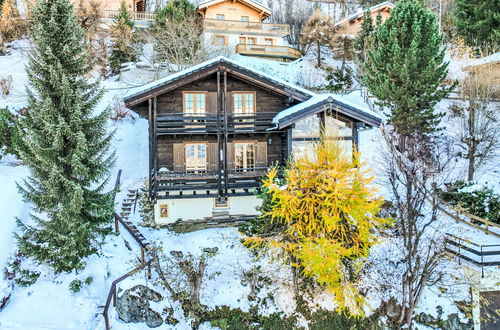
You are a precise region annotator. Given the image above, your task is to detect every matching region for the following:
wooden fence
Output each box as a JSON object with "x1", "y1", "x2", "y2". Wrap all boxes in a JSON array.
[{"x1": 445, "y1": 233, "x2": 500, "y2": 277}]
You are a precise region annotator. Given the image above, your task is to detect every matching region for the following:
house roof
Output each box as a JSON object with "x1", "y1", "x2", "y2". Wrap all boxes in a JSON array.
[
  {"x1": 335, "y1": 1, "x2": 395, "y2": 28},
  {"x1": 273, "y1": 94, "x2": 382, "y2": 129},
  {"x1": 123, "y1": 56, "x2": 313, "y2": 107},
  {"x1": 123, "y1": 57, "x2": 381, "y2": 128},
  {"x1": 197, "y1": 0, "x2": 272, "y2": 17}
]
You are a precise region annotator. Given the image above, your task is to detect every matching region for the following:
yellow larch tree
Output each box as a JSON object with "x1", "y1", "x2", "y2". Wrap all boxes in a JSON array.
[{"x1": 244, "y1": 138, "x2": 390, "y2": 316}]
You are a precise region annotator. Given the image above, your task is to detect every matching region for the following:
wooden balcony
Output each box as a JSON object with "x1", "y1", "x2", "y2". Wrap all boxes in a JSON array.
[
  {"x1": 155, "y1": 112, "x2": 278, "y2": 135},
  {"x1": 203, "y1": 18, "x2": 290, "y2": 37},
  {"x1": 153, "y1": 168, "x2": 268, "y2": 199},
  {"x1": 101, "y1": 10, "x2": 155, "y2": 21},
  {"x1": 235, "y1": 44, "x2": 302, "y2": 61}
]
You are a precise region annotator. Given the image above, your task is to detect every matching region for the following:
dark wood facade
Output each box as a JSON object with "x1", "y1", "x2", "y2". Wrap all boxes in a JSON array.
[
  {"x1": 125, "y1": 60, "x2": 310, "y2": 203},
  {"x1": 124, "y1": 58, "x2": 382, "y2": 205}
]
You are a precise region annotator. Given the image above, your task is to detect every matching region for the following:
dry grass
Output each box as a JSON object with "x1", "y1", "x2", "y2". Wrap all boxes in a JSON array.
[{"x1": 0, "y1": 75, "x2": 13, "y2": 96}]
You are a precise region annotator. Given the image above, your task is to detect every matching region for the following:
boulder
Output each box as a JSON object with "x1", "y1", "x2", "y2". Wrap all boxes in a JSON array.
[{"x1": 116, "y1": 285, "x2": 164, "y2": 328}]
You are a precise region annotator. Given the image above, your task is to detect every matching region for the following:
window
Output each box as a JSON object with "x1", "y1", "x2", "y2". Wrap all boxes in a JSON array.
[
  {"x1": 214, "y1": 35, "x2": 226, "y2": 46},
  {"x1": 183, "y1": 93, "x2": 206, "y2": 114},
  {"x1": 247, "y1": 37, "x2": 256, "y2": 45},
  {"x1": 239, "y1": 36, "x2": 246, "y2": 44},
  {"x1": 241, "y1": 16, "x2": 249, "y2": 22},
  {"x1": 264, "y1": 38, "x2": 273, "y2": 46},
  {"x1": 233, "y1": 93, "x2": 255, "y2": 115},
  {"x1": 235, "y1": 143, "x2": 255, "y2": 171},
  {"x1": 216, "y1": 14, "x2": 225, "y2": 20},
  {"x1": 185, "y1": 144, "x2": 207, "y2": 172},
  {"x1": 325, "y1": 116, "x2": 353, "y2": 137}
]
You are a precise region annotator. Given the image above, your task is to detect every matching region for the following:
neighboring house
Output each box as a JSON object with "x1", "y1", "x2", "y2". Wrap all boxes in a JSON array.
[
  {"x1": 335, "y1": 1, "x2": 394, "y2": 36},
  {"x1": 70, "y1": 0, "x2": 151, "y2": 19},
  {"x1": 462, "y1": 52, "x2": 500, "y2": 86},
  {"x1": 196, "y1": 0, "x2": 301, "y2": 61},
  {"x1": 123, "y1": 57, "x2": 381, "y2": 225}
]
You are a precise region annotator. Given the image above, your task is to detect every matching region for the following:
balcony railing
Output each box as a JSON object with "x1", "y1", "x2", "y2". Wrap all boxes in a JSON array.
[
  {"x1": 235, "y1": 44, "x2": 302, "y2": 61},
  {"x1": 155, "y1": 112, "x2": 277, "y2": 135},
  {"x1": 101, "y1": 10, "x2": 156, "y2": 21},
  {"x1": 154, "y1": 167, "x2": 269, "y2": 195},
  {"x1": 203, "y1": 18, "x2": 290, "y2": 37}
]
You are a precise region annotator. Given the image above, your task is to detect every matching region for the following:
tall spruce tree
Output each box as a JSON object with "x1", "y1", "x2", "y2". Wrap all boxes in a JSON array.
[
  {"x1": 454, "y1": 0, "x2": 499, "y2": 53},
  {"x1": 16, "y1": 0, "x2": 115, "y2": 273},
  {"x1": 363, "y1": 0, "x2": 451, "y2": 136}
]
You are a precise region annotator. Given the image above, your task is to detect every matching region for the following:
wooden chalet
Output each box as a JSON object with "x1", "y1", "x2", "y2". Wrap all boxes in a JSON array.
[
  {"x1": 123, "y1": 57, "x2": 381, "y2": 224},
  {"x1": 335, "y1": 2, "x2": 394, "y2": 36}
]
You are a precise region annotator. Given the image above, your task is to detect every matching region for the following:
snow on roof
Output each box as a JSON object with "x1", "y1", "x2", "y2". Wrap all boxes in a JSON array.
[
  {"x1": 335, "y1": 1, "x2": 395, "y2": 27},
  {"x1": 462, "y1": 52, "x2": 500, "y2": 69},
  {"x1": 273, "y1": 93, "x2": 382, "y2": 126},
  {"x1": 123, "y1": 56, "x2": 314, "y2": 103},
  {"x1": 197, "y1": 0, "x2": 271, "y2": 14}
]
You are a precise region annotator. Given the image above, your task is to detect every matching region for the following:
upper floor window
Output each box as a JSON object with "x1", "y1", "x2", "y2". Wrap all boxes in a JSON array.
[
  {"x1": 233, "y1": 93, "x2": 255, "y2": 115},
  {"x1": 216, "y1": 14, "x2": 225, "y2": 20},
  {"x1": 184, "y1": 92, "x2": 206, "y2": 114},
  {"x1": 247, "y1": 37, "x2": 256, "y2": 45},
  {"x1": 214, "y1": 35, "x2": 226, "y2": 46},
  {"x1": 241, "y1": 16, "x2": 249, "y2": 22},
  {"x1": 264, "y1": 38, "x2": 273, "y2": 46}
]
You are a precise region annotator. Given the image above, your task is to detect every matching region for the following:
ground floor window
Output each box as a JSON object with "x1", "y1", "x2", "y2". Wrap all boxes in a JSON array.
[
  {"x1": 185, "y1": 144, "x2": 207, "y2": 172},
  {"x1": 235, "y1": 143, "x2": 255, "y2": 171}
]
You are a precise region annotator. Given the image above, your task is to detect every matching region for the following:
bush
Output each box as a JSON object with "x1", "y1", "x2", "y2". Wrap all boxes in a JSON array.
[
  {"x1": 323, "y1": 66, "x2": 354, "y2": 92},
  {"x1": 437, "y1": 181, "x2": 500, "y2": 224},
  {"x1": 0, "y1": 107, "x2": 21, "y2": 159}
]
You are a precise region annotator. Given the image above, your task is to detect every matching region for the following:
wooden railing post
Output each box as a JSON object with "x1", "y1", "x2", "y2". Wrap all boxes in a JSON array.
[
  {"x1": 112, "y1": 285, "x2": 117, "y2": 307},
  {"x1": 114, "y1": 214, "x2": 120, "y2": 234},
  {"x1": 104, "y1": 310, "x2": 110, "y2": 330},
  {"x1": 141, "y1": 247, "x2": 145, "y2": 265},
  {"x1": 481, "y1": 245, "x2": 484, "y2": 278}
]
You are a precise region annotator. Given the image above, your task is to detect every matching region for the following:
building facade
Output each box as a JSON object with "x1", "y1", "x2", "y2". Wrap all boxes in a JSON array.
[
  {"x1": 335, "y1": 2, "x2": 394, "y2": 36},
  {"x1": 124, "y1": 57, "x2": 381, "y2": 225},
  {"x1": 197, "y1": 0, "x2": 301, "y2": 61}
]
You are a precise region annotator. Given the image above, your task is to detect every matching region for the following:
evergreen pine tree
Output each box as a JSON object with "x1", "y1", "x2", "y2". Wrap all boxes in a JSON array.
[
  {"x1": 363, "y1": 0, "x2": 451, "y2": 136},
  {"x1": 109, "y1": 0, "x2": 139, "y2": 74},
  {"x1": 15, "y1": 0, "x2": 115, "y2": 273},
  {"x1": 454, "y1": 0, "x2": 499, "y2": 53}
]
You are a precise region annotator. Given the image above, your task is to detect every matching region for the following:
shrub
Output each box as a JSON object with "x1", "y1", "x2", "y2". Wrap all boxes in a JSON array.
[
  {"x1": 0, "y1": 107, "x2": 21, "y2": 159},
  {"x1": 437, "y1": 181, "x2": 500, "y2": 224}
]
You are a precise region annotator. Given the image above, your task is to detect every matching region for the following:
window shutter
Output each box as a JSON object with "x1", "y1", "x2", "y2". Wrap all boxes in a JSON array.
[
  {"x1": 207, "y1": 92, "x2": 217, "y2": 113},
  {"x1": 225, "y1": 92, "x2": 233, "y2": 113},
  {"x1": 208, "y1": 143, "x2": 218, "y2": 171},
  {"x1": 226, "y1": 142, "x2": 234, "y2": 169},
  {"x1": 256, "y1": 142, "x2": 267, "y2": 168},
  {"x1": 173, "y1": 143, "x2": 185, "y2": 172}
]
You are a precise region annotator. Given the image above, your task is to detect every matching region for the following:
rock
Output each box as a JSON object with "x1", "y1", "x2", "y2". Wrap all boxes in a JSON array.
[
  {"x1": 444, "y1": 313, "x2": 473, "y2": 330},
  {"x1": 116, "y1": 285, "x2": 164, "y2": 328}
]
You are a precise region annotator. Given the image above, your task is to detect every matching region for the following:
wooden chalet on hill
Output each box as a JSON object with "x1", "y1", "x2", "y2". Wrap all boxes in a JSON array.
[{"x1": 124, "y1": 57, "x2": 381, "y2": 224}]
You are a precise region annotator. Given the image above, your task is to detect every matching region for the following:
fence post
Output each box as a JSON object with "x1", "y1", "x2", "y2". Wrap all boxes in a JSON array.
[
  {"x1": 480, "y1": 245, "x2": 484, "y2": 278},
  {"x1": 458, "y1": 238, "x2": 461, "y2": 265},
  {"x1": 141, "y1": 248, "x2": 145, "y2": 265},
  {"x1": 104, "y1": 311, "x2": 110, "y2": 330},
  {"x1": 114, "y1": 214, "x2": 120, "y2": 234},
  {"x1": 112, "y1": 285, "x2": 117, "y2": 307}
]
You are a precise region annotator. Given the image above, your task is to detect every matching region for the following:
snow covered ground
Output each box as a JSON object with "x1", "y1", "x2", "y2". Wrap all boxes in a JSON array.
[{"x1": 1, "y1": 39, "x2": 499, "y2": 329}]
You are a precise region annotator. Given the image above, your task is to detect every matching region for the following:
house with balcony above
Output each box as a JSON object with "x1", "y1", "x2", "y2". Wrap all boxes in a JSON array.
[
  {"x1": 70, "y1": 0, "x2": 154, "y2": 21},
  {"x1": 335, "y1": 2, "x2": 394, "y2": 36},
  {"x1": 123, "y1": 57, "x2": 381, "y2": 225},
  {"x1": 196, "y1": 0, "x2": 301, "y2": 62}
]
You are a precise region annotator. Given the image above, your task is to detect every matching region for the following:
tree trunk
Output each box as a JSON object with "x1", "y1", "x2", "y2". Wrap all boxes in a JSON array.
[
  {"x1": 317, "y1": 40, "x2": 321, "y2": 67},
  {"x1": 467, "y1": 154, "x2": 475, "y2": 181}
]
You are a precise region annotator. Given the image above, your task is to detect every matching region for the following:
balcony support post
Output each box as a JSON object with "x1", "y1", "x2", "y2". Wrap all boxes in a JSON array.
[
  {"x1": 153, "y1": 96, "x2": 158, "y2": 201},
  {"x1": 148, "y1": 98, "x2": 154, "y2": 199},
  {"x1": 223, "y1": 71, "x2": 229, "y2": 200},
  {"x1": 216, "y1": 70, "x2": 223, "y2": 199}
]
